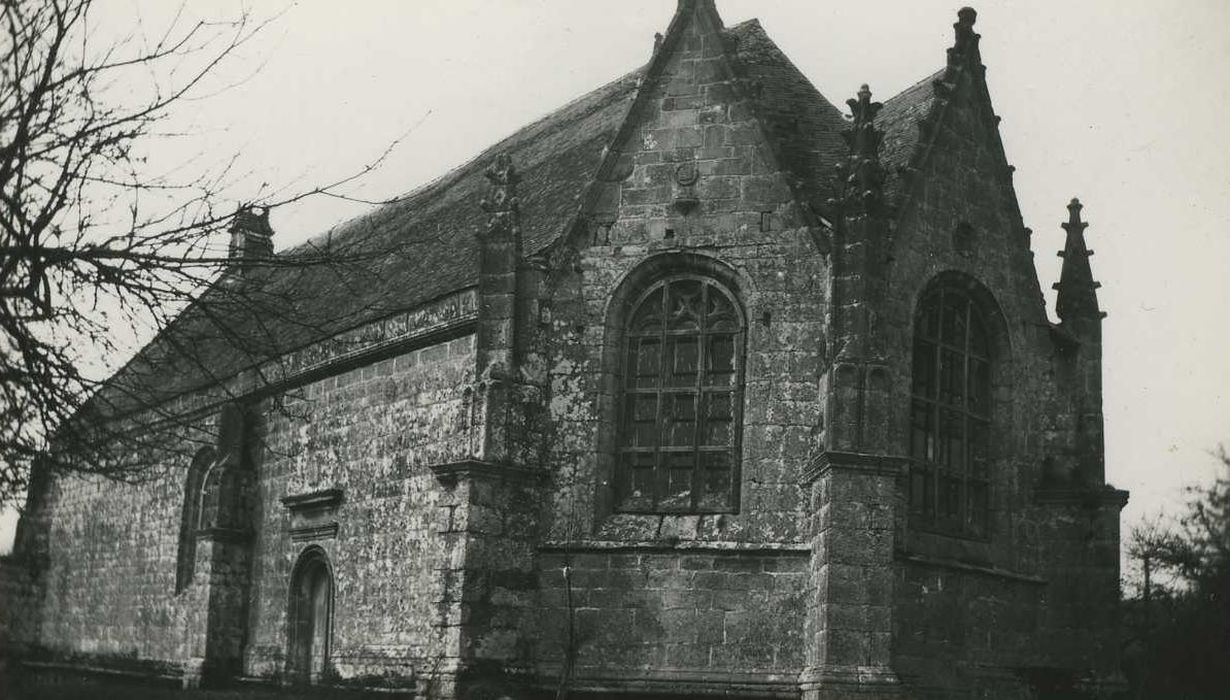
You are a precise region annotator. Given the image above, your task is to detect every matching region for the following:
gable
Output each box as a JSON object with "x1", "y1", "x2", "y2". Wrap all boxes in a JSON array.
[
  {"x1": 883, "y1": 44, "x2": 1050, "y2": 335},
  {"x1": 561, "y1": 7, "x2": 851, "y2": 252}
]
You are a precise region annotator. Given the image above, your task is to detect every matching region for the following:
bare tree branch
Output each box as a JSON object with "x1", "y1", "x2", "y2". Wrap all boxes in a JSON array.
[{"x1": 0, "y1": 0, "x2": 438, "y2": 504}]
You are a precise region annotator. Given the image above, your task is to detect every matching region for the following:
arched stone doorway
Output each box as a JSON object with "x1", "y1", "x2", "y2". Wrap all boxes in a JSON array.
[{"x1": 287, "y1": 546, "x2": 332, "y2": 683}]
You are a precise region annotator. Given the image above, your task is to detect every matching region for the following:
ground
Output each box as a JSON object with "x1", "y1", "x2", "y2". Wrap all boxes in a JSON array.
[{"x1": 6, "y1": 677, "x2": 415, "y2": 700}]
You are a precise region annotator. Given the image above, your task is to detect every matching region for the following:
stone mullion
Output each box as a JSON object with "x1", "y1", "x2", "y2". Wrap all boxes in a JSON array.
[
  {"x1": 653, "y1": 304, "x2": 668, "y2": 506},
  {"x1": 929, "y1": 301, "x2": 945, "y2": 523},
  {"x1": 691, "y1": 286, "x2": 707, "y2": 511}
]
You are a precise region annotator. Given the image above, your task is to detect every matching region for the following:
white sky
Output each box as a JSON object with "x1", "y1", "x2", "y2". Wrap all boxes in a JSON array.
[{"x1": 2, "y1": 0, "x2": 1228, "y2": 552}]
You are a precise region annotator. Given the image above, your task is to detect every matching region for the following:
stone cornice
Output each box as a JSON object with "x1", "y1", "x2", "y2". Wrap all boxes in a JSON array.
[
  {"x1": 280, "y1": 488, "x2": 344, "y2": 512},
  {"x1": 1034, "y1": 486, "x2": 1129, "y2": 510},
  {"x1": 250, "y1": 292, "x2": 477, "y2": 399},
  {"x1": 428, "y1": 459, "x2": 546, "y2": 486},
  {"x1": 800, "y1": 450, "x2": 910, "y2": 485},
  {"x1": 119, "y1": 289, "x2": 479, "y2": 429}
]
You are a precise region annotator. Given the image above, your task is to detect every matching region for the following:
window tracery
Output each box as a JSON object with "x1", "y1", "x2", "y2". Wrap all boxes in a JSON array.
[
  {"x1": 616, "y1": 274, "x2": 744, "y2": 513},
  {"x1": 909, "y1": 286, "x2": 992, "y2": 537}
]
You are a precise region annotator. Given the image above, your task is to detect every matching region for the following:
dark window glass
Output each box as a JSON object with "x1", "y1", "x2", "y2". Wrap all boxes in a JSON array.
[
  {"x1": 617, "y1": 276, "x2": 743, "y2": 513},
  {"x1": 175, "y1": 448, "x2": 214, "y2": 593},
  {"x1": 908, "y1": 287, "x2": 992, "y2": 538}
]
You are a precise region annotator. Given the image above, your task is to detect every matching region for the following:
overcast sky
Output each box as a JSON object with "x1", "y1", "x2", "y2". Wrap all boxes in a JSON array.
[{"x1": 2, "y1": 0, "x2": 1227, "y2": 552}]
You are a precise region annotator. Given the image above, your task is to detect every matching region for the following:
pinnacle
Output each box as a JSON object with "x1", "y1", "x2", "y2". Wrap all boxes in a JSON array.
[
  {"x1": 833, "y1": 84, "x2": 885, "y2": 215},
  {"x1": 1055, "y1": 196, "x2": 1105, "y2": 324}
]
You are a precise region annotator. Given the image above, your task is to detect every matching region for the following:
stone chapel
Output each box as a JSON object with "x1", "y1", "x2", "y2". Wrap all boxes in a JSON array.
[{"x1": 1, "y1": 2, "x2": 1129, "y2": 698}]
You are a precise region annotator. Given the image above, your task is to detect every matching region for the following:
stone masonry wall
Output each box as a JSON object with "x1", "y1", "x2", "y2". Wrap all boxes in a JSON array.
[
  {"x1": 245, "y1": 333, "x2": 475, "y2": 684},
  {"x1": 879, "y1": 51, "x2": 1122, "y2": 695},
  {"x1": 31, "y1": 413, "x2": 217, "y2": 666},
  {"x1": 542, "y1": 0, "x2": 826, "y2": 554},
  {"x1": 522, "y1": 6, "x2": 830, "y2": 690},
  {"x1": 0, "y1": 555, "x2": 40, "y2": 655},
  {"x1": 18, "y1": 332, "x2": 474, "y2": 687},
  {"x1": 533, "y1": 548, "x2": 809, "y2": 693}
]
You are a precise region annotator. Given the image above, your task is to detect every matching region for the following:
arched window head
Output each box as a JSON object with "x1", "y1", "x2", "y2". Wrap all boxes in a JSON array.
[
  {"x1": 197, "y1": 402, "x2": 255, "y2": 533},
  {"x1": 617, "y1": 274, "x2": 745, "y2": 513},
  {"x1": 198, "y1": 463, "x2": 243, "y2": 532},
  {"x1": 175, "y1": 447, "x2": 215, "y2": 593},
  {"x1": 909, "y1": 284, "x2": 993, "y2": 537}
]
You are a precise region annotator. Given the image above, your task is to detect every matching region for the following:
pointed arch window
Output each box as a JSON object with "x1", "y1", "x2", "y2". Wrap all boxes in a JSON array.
[
  {"x1": 909, "y1": 286, "x2": 991, "y2": 537},
  {"x1": 199, "y1": 402, "x2": 253, "y2": 534},
  {"x1": 199, "y1": 461, "x2": 243, "y2": 532},
  {"x1": 616, "y1": 275, "x2": 744, "y2": 513},
  {"x1": 175, "y1": 447, "x2": 215, "y2": 593}
]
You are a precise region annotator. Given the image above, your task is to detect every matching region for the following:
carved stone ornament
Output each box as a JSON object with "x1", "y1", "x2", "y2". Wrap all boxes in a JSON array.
[
  {"x1": 675, "y1": 162, "x2": 699, "y2": 186},
  {"x1": 281, "y1": 488, "x2": 343, "y2": 542},
  {"x1": 833, "y1": 84, "x2": 885, "y2": 215},
  {"x1": 673, "y1": 162, "x2": 700, "y2": 215},
  {"x1": 480, "y1": 153, "x2": 520, "y2": 238}
]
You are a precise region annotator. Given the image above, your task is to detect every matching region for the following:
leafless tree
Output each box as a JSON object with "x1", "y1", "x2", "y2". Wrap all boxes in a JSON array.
[
  {"x1": 0, "y1": 0, "x2": 415, "y2": 506},
  {"x1": 1123, "y1": 446, "x2": 1230, "y2": 697},
  {"x1": 1127, "y1": 447, "x2": 1230, "y2": 596}
]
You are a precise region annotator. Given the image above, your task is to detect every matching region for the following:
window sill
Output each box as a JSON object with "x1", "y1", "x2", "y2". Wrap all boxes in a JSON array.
[
  {"x1": 895, "y1": 550, "x2": 1046, "y2": 585},
  {"x1": 900, "y1": 527, "x2": 993, "y2": 566}
]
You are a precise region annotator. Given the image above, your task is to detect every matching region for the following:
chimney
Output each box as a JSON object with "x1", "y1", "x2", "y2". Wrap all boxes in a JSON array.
[{"x1": 228, "y1": 205, "x2": 274, "y2": 270}]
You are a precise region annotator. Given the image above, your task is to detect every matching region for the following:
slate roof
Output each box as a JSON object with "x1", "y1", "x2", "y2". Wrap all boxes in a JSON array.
[
  {"x1": 99, "y1": 16, "x2": 946, "y2": 415},
  {"x1": 878, "y1": 69, "x2": 944, "y2": 204},
  {"x1": 722, "y1": 20, "x2": 851, "y2": 209},
  {"x1": 102, "y1": 68, "x2": 644, "y2": 410},
  {"x1": 284, "y1": 66, "x2": 645, "y2": 335}
]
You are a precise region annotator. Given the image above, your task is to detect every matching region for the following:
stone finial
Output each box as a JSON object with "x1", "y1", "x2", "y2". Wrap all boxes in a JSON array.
[
  {"x1": 948, "y1": 6, "x2": 981, "y2": 67},
  {"x1": 834, "y1": 84, "x2": 885, "y2": 215},
  {"x1": 228, "y1": 204, "x2": 273, "y2": 264},
  {"x1": 1064, "y1": 197, "x2": 1087, "y2": 233},
  {"x1": 846, "y1": 84, "x2": 882, "y2": 127},
  {"x1": 480, "y1": 153, "x2": 520, "y2": 239},
  {"x1": 1055, "y1": 197, "x2": 1105, "y2": 323}
]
